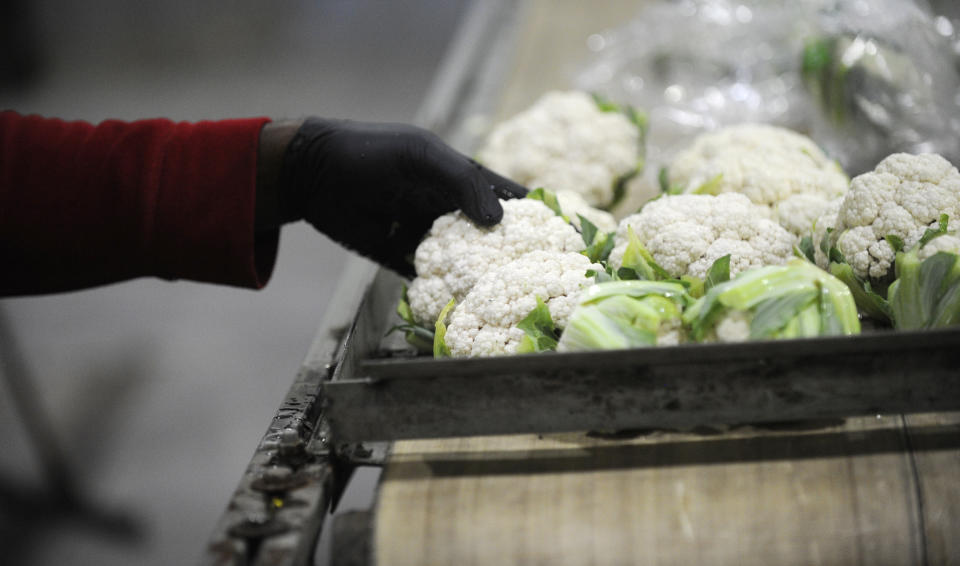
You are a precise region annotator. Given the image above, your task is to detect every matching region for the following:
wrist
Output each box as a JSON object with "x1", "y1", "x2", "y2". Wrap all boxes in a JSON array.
[{"x1": 255, "y1": 119, "x2": 303, "y2": 230}]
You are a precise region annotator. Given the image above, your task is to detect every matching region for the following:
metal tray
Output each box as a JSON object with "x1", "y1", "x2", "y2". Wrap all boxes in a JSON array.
[{"x1": 322, "y1": 265, "x2": 960, "y2": 444}]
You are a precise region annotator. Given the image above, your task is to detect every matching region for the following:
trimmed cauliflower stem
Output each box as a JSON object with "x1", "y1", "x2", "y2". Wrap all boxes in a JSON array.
[
  {"x1": 477, "y1": 90, "x2": 641, "y2": 208},
  {"x1": 669, "y1": 123, "x2": 848, "y2": 237},
  {"x1": 444, "y1": 251, "x2": 601, "y2": 357},
  {"x1": 816, "y1": 153, "x2": 960, "y2": 280},
  {"x1": 608, "y1": 193, "x2": 795, "y2": 280},
  {"x1": 408, "y1": 198, "x2": 583, "y2": 325}
]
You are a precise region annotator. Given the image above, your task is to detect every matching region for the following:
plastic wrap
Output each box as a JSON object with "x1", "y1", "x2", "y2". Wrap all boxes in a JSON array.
[{"x1": 576, "y1": 0, "x2": 960, "y2": 177}]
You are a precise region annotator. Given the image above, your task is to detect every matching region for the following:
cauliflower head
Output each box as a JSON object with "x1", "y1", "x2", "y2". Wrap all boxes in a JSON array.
[
  {"x1": 476, "y1": 90, "x2": 642, "y2": 209},
  {"x1": 408, "y1": 198, "x2": 584, "y2": 325},
  {"x1": 444, "y1": 250, "x2": 601, "y2": 357},
  {"x1": 668, "y1": 123, "x2": 848, "y2": 236},
  {"x1": 823, "y1": 153, "x2": 960, "y2": 280},
  {"x1": 556, "y1": 280, "x2": 691, "y2": 352},
  {"x1": 608, "y1": 193, "x2": 795, "y2": 280},
  {"x1": 683, "y1": 259, "x2": 860, "y2": 344}
]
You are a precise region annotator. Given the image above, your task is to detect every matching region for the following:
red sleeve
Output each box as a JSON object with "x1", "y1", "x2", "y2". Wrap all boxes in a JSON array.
[{"x1": 0, "y1": 111, "x2": 278, "y2": 296}]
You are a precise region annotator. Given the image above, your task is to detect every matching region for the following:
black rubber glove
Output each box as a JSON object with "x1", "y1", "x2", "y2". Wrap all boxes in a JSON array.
[{"x1": 273, "y1": 118, "x2": 528, "y2": 278}]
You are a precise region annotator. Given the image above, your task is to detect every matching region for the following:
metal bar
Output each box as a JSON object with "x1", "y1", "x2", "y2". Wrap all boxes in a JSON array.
[
  {"x1": 323, "y1": 328, "x2": 960, "y2": 443},
  {"x1": 202, "y1": 262, "x2": 381, "y2": 566},
  {"x1": 358, "y1": 326, "x2": 960, "y2": 380}
]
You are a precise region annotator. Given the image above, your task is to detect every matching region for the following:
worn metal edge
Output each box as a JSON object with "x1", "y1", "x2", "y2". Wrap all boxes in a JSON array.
[
  {"x1": 355, "y1": 326, "x2": 960, "y2": 380},
  {"x1": 201, "y1": 258, "x2": 379, "y2": 566},
  {"x1": 324, "y1": 344, "x2": 960, "y2": 442}
]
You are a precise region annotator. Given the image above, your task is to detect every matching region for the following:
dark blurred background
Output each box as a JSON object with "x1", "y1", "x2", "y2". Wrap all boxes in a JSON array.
[{"x1": 0, "y1": 1, "x2": 470, "y2": 564}]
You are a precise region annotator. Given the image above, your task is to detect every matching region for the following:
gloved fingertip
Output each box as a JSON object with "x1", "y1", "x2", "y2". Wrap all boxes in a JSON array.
[
  {"x1": 472, "y1": 197, "x2": 503, "y2": 226},
  {"x1": 479, "y1": 211, "x2": 502, "y2": 226},
  {"x1": 454, "y1": 177, "x2": 503, "y2": 226},
  {"x1": 478, "y1": 168, "x2": 528, "y2": 200},
  {"x1": 492, "y1": 181, "x2": 528, "y2": 200}
]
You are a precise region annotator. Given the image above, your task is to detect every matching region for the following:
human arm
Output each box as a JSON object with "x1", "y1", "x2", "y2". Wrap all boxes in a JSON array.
[
  {"x1": 0, "y1": 111, "x2": 274, "y2": 296},
  {"x1": 0, "y1": 112, "x2": 526, "y2": 295}
]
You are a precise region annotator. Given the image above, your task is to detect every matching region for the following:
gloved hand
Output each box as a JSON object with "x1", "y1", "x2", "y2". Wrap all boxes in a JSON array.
[{"x1": 258, "y1": 118, "x2": 528, "y2": 278}]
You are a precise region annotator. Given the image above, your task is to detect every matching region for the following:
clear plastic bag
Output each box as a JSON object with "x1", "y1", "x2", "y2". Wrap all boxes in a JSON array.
[{"x1": 576, "y1": 0, "x2": 960, "y2": 176}]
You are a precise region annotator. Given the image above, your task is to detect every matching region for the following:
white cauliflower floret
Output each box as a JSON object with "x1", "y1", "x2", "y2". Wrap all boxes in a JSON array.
[
  {"x1": 918, "y1": 234, "x2": 960, "y2": 260},
  {"x1": 408, "y1": 198, "x2": 583, "y2": 325},
  {"x1": 668, "y1": 123, "x2": 848, "y2": 237},
  {"x1": 656, "y1": 318, "x2": 683, "y2": 347},
  {"x1": 838, "y1": 226, "x2": 896, "y2": 281},
  {"x1": 713, "y1": 310, "x2": 751, "y2": 343},
  {"x1": 444, "y1": 251, "x2": 601, "y2": 357},
  {"x1": 608, "y1": 193, "x2": 795, "y2": 280},
  {"x1": 776, "y1": 193, "x2": 837, "y2": 238},
  {"x1": 556, "y1": 190, "x2": 617, "y2": 232},
  {"x1": 477, "y1": 90, "x2": 641, "y2": 208},
  {"x1": 826, "y1": 153, "x2": 960, "y2": 280}
]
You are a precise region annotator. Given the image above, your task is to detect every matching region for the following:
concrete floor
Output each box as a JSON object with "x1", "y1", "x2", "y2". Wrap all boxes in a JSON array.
[{"x1": 0, "y1": 1, "x2": 469, "y2": 564}]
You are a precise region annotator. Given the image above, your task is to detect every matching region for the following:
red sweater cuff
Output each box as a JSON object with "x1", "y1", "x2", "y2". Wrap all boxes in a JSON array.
[
  {"x1": 146, "y1": 116, "x2": 277, "y2": 287},
  {"x1": 0, "y1": 111, "x2": 277, "y2": 295}
]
